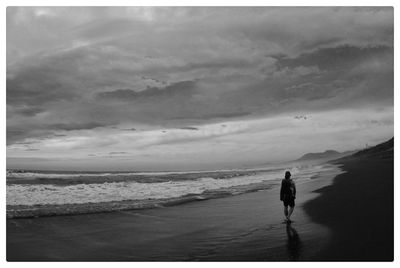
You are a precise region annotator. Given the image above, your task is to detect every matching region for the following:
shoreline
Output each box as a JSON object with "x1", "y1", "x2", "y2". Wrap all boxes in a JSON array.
[
  {"x1": 7, "y1": 165, "x2": 341, "y2": 261},
  {"x1": 6, "y1": 164, "x2": 334, "y2": 219},
  {"x1": 303, "y1": 158, "x2": 393, "y2": 261},
  {"x1": 6, "y1": 183, "x2": 275, "y2": 219}
]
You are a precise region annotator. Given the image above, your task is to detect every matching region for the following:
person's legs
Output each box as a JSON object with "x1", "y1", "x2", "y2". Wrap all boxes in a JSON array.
[
  {"x1": 284, "y1": 205, "x2": 289, "y2": 220},
  {"x1": 287, "y1": 206, "x2": 294, "y2": 220}
]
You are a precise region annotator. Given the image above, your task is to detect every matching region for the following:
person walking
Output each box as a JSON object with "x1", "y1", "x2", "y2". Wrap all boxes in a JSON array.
[{"x1": 280, "y1": 171, "x2": 296, "y2": 223}]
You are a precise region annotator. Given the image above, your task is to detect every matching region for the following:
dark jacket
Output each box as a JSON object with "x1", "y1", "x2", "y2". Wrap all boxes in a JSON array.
[{"x1": 280, "y1": 178, "x2": 296, "y2": 201}]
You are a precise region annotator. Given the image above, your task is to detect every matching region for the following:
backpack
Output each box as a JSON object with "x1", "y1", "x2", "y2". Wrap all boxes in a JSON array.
[{"x1": 282, "y1": 179, "x2": 295, "y2": 199}]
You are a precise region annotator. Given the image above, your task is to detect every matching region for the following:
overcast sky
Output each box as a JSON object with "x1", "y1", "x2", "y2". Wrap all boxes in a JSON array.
[{"x1": 6, "y1": 7, "x2": 393, "y2": 171}]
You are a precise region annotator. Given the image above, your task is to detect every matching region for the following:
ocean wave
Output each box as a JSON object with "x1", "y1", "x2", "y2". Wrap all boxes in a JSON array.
[
  {"x1": 6, "y1": 182, "x2": 278, "y2": 218},
  {"x1": 7, "y1": 172, "x2": 281, "y2": 206},
  {"x1": 6, "y1": 163, "x2": 339, "y2": 218},
  {"x1": 6, "y1": 167, "x2": 279, "y2": 179},
  {"x1": 6, "y1": 168, "x2": 279, "y2": 185}
]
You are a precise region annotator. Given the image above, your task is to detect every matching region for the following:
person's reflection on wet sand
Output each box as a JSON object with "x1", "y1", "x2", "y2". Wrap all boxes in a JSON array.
[{"x1": 286, "y1": 223, "x2": 302, "y2": 260}]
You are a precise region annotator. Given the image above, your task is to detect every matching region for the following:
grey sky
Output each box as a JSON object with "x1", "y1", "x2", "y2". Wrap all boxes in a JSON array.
[{"x1": 6, "y1": 7, "x2": 393, "y2": 171}]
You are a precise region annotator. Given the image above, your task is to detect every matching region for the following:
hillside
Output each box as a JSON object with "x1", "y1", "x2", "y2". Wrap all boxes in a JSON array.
[
  {"x1": 297, "y1": 150, "x2": 355, "y2": 161},
  {"x1": 331, "y1": 137, "x2": 394, "y2": 163},
  {"x1": 352, "y1": 137, "x2": 393, "y2": 159}
]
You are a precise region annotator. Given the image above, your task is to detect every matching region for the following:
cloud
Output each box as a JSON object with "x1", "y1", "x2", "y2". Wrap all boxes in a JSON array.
[
  {"x1": 275, "y1": 45, "x2": 393, "y2": 71},
  {"x1": 6, "y1": 107, "x2": 393, "y2": 171},
  {"x1": 6, "y1": 7, "x2": 394, "y2": 170},
  {"x1": 169, "y1": 111, "x2": 252, "y2": 120},
  {"x1": 7, "y1": 118, "x2": 108, "y2": 145},
  {"x1": 221, "y1": 45, "x2": 393, "y2": 113},
  {"x1": 6, "y1": 65, "x2": 78, "y2": 106},
  {"x1": 96, "y1": 80, "x2": 197, "y2": 101},
  {"x1": 6, "y1": 44, "x2": 393, "y2": 146},
  {"x1": 45, "y1": 122, "x2": 105, "y2": 131},
  {"x1": 108, "y1": 152, "x2": 127, "y2": 155},
  {"x1": 9, "y1": 106, "x2": 45, "y2": 117},
  {"x1": 271, "y1": 65, "x2": 321, "y2": 79},
  {"x1": 179, "y1": 127, "x2": 199, "y2": 130}
]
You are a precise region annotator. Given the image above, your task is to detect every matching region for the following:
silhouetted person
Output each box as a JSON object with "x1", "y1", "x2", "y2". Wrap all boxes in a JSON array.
[{"x1": 280, "y1": 171, "x2": 296, "y2": 222}]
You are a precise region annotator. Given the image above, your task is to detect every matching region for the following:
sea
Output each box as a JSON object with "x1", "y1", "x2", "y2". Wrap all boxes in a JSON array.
[{"x1": 6, "y1": 162, "x2": 339, "y2": 218}]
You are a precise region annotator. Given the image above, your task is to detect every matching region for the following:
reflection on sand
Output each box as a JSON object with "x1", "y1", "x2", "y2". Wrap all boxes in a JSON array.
[{"x1": 286, "y1": 223, "x2": 302, "y2": 260}]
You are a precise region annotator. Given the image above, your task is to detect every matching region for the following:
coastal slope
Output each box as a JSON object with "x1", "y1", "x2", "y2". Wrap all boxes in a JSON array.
[
  {"x1": 296, "y1": 149, "x2": 357, "y2": 162},
  {"x1": 304, "y1": 137, "x2": 394, "y2": 261}
]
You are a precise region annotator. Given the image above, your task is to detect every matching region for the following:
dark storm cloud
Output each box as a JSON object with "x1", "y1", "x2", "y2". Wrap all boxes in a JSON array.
[
  {"x1": 7, "y1": 127, "x2": 52, "y2": 145},
  {"x1": 170, "y1": 111, "x2": 253, "y2": 120},
  {"x1": 6, "y1": 7, "x2": 394, "y2": 149},
  {"x1": 6, "y1": 122, "x2": 104, "y2": 146},
  {"x1": 44, "y1": 122, "x2": 105, "y2": 131},
  {"x1": 7, "y1": 129, "x2": 28, "y2": 143},
  {"x1": 179, "y1": 127, "x2": 199, "y2": 130},
  {"x1": 216, "y1": 44, "x2": 393, "y2": 116},
  {"x1": 108, "y1": 152, "x2": 127, "y2": 155},
  {"x1": 6, "y1": 66, "x2": 78, "y2": 106},
  {"x1": 275, "y1": 45, "x2": 393, "y2": 71},
  {"x1": 10, "y1": 106, "x2": 45, "y2": 117},
  {"x1": 96, "y1": 80, "x2": 197, "y2": 101},
  {"x1": 163, "y1": 59, "x2": 256, "y2": 74}
]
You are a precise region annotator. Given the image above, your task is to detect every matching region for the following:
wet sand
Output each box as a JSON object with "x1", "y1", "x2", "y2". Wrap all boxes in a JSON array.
[
  {"x1": 7, "y1": 166, "x2": 340, "y2": 261},
  {"x1": 304, "y1": 158, "x2": 394, "y2": 261}
]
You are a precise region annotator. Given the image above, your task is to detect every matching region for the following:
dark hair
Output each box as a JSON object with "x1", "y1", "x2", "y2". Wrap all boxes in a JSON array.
[{"x1": 285, "y1": 171, "x2": 291, "y2": 178}]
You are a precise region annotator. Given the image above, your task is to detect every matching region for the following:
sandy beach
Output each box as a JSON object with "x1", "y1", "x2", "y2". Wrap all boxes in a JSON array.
[
  {"x1": 7, "y1": 137, "x2": 394, "y2": 261},
  {"x1": 7, "y1": 166, "x2": 340, "y2": 261},
  {"x1": 304, "y1": 158, "x2": 393, "y2": 261},
  {"x1": 7, "y1": 151, "x2": 393, "y2": 261}
]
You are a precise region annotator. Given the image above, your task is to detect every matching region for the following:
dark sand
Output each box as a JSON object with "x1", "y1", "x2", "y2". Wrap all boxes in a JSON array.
[
  {"x1": 7, "y1": 167, "x2": 340, "y2": 261},
  {"x1": 304, "y1": 158, "x2": 393, "y2": 261}
]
